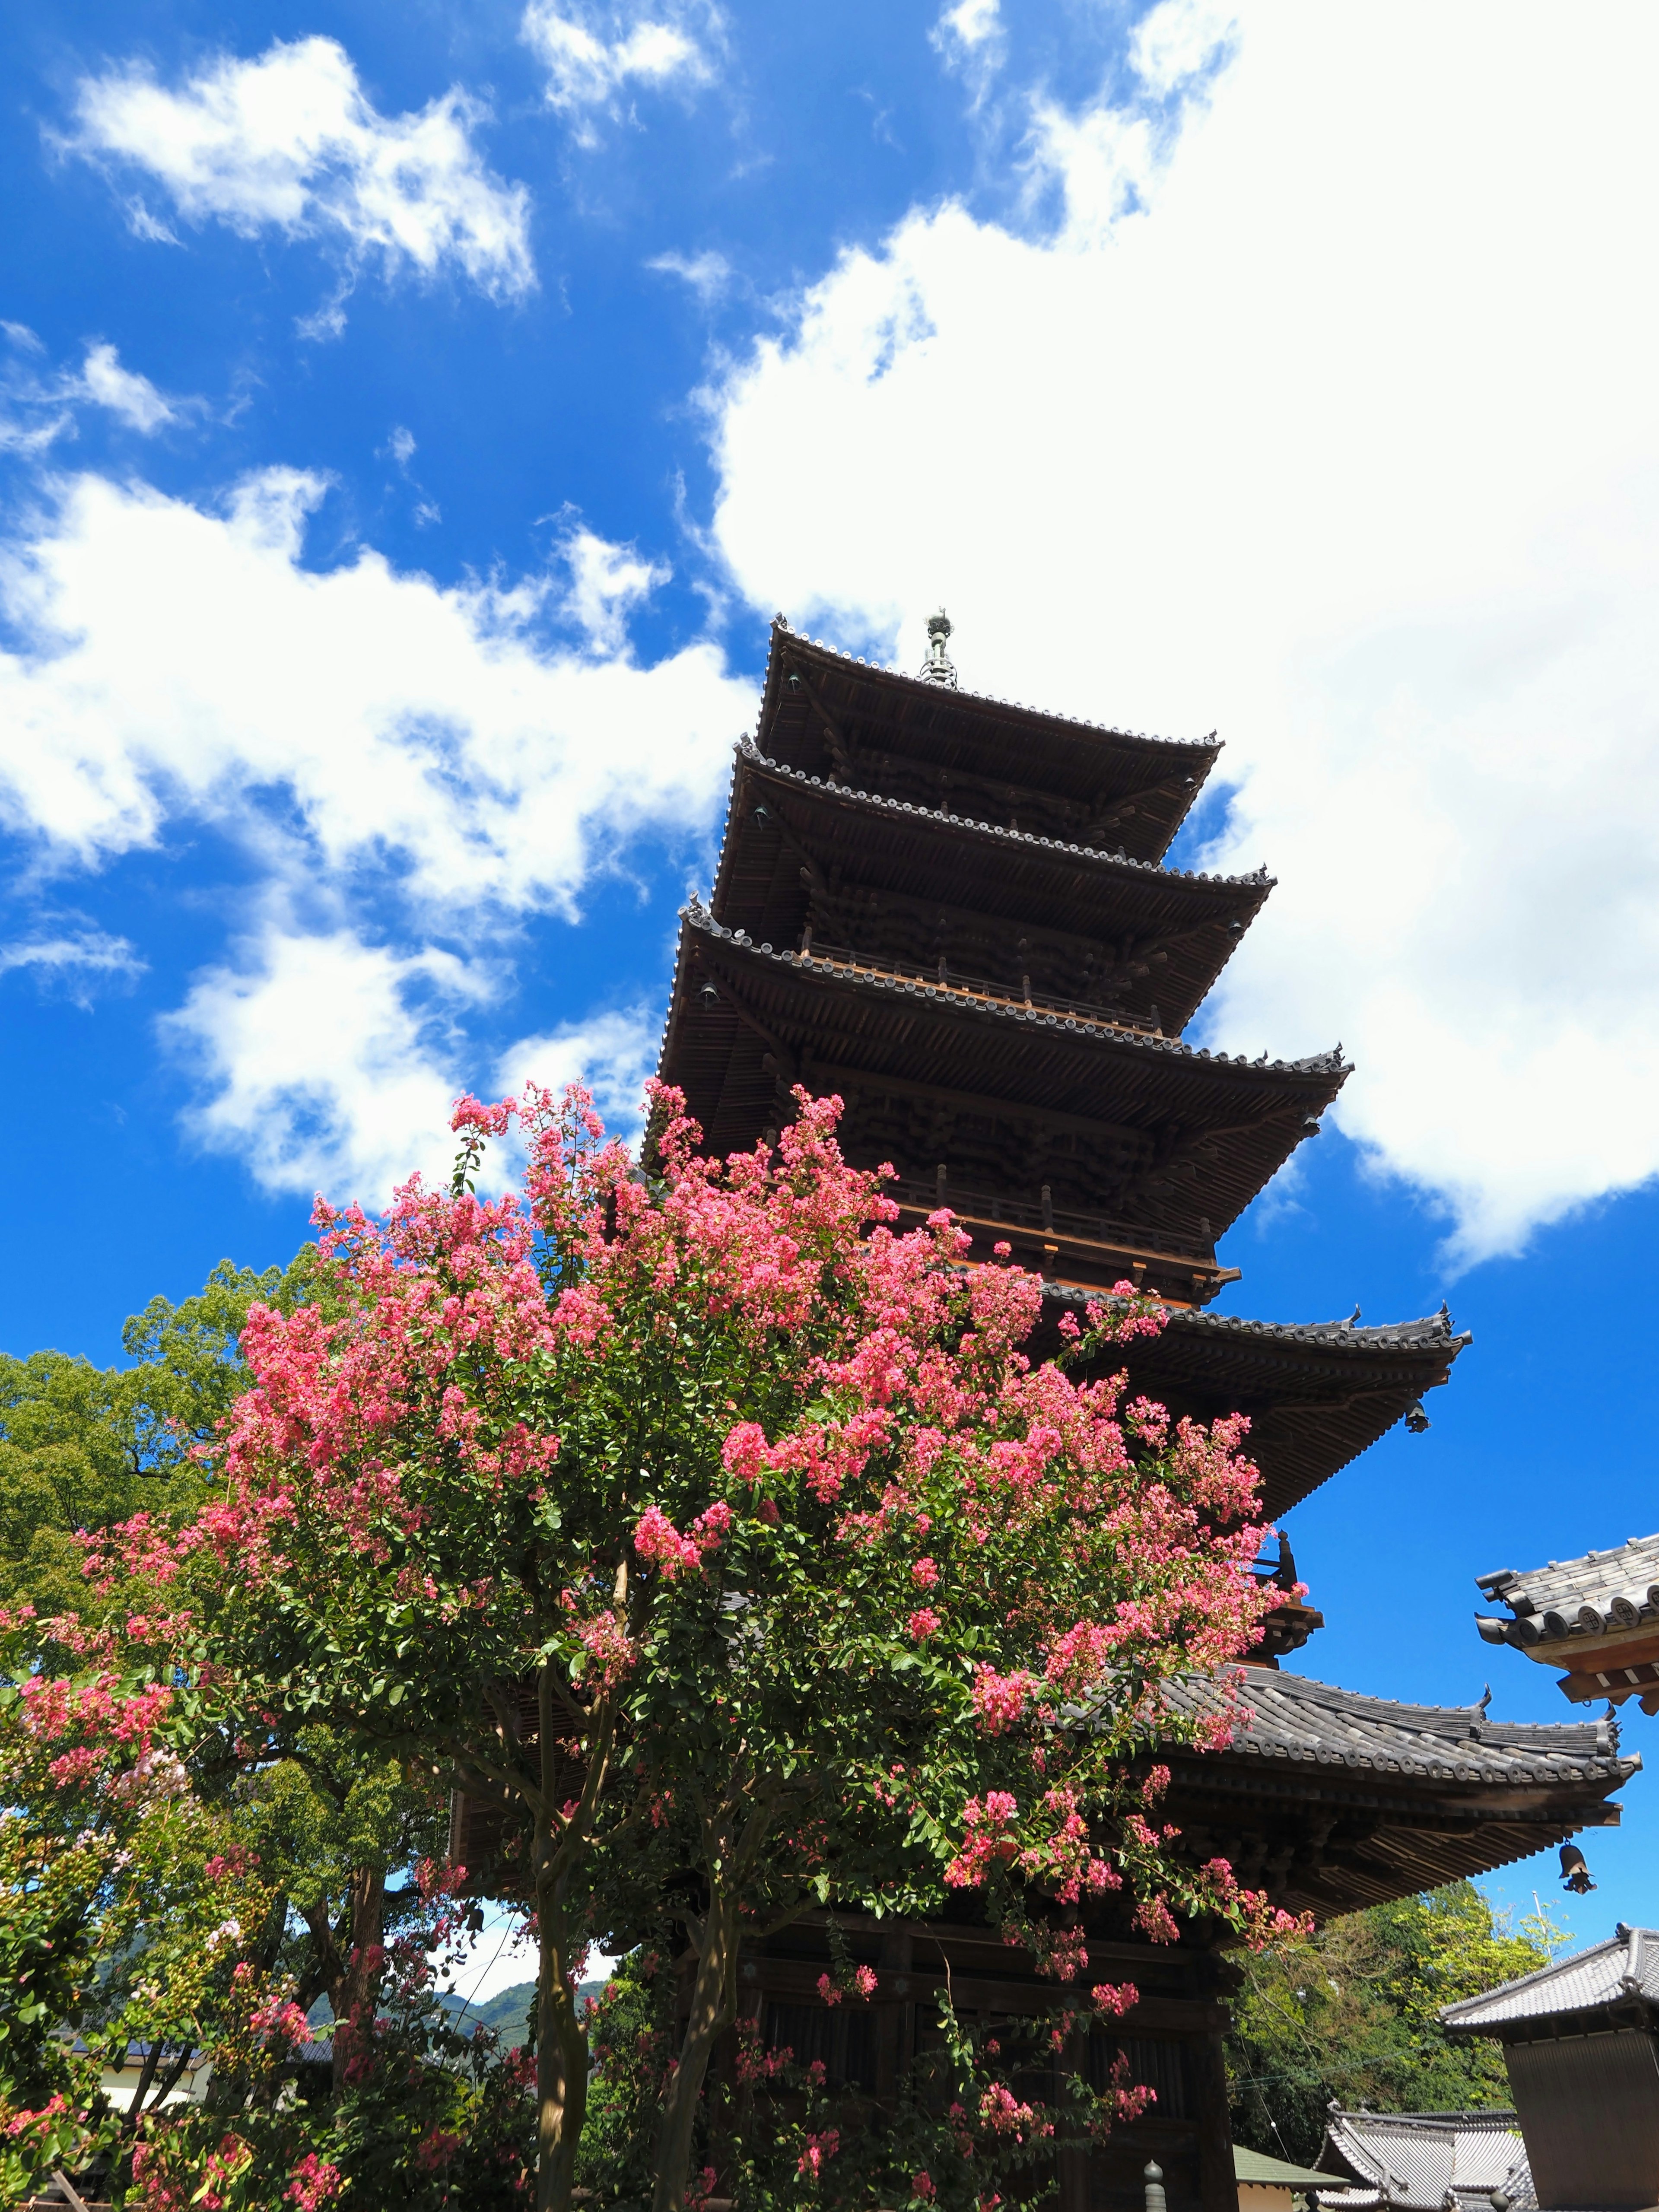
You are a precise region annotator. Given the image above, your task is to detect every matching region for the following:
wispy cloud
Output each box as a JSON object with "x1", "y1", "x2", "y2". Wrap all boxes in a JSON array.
[
  {"x1": 647, "y1": 248, "x2": 734, "y2": 304},
  {"x1": 0, "y1": 338, "x2": 191, "y2": 452},
  {"x1": 930, "y1": 0, "x2": 1005, "y2": 104},
  {"x1": 521, "y1": 0, "x2": 725, "y2": 136},
  {"x1": 0, "y1": 923, "x2": 145, "y2": 1007},
  {"x1": 64, "y1": 37, "x2": 535, "y2": 328}
]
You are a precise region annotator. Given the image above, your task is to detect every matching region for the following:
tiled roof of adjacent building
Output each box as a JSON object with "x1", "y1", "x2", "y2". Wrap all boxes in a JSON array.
[
  {"x1": 1314, "y1": 2108, "x2": 1532, "y2": 2212},
  {"x1": 1474, "y1": 1531, "x2": 1659, "y2": 1647},
  {"x1": 1440, "y1": 1922, "x2": 1659, "y2": 2038}
]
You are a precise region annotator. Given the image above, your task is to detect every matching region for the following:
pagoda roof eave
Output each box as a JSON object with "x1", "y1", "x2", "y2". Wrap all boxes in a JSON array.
[
  {"x1": 1154, "y1": 1668, "x2": 1637, "y2": 1923},
  {"x1": 661, "y1": 904, "x2": 1346, "y2": 1244},
  {"x1": 727, "y1": 741, "x2": 1270, "y2": 898},
  {"x1": 681, "y1": 899, "x2": 1344, "y2": 1084},
  {"x1": 758, "y1": 620, "x2": 1222, "y2": 861},
  {"x1": 1041, "y1": 1297, "x2": 1472, "y2": 1520},
  {"x1": 713, "y1": 747, "x2": 1274, "y2": 1034}
]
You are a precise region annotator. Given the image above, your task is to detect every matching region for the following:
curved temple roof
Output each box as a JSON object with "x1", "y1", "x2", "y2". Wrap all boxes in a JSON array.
[
  {"x1": 1474, "y1": 1530, "x2": 1659, "y2": 1707},
  {"x1": 1061, "y1": 1300, "x2": 1473, "y2": 1519},
  {"x1": 1152, "y1": 1670, "x2": 1637, "y2": 1921},
  {"x1": 717, "y1": 745, "x2": 1271, "y2": 1034},
  {"x1": 1314, "y1": 2109, "x2": 1532, "y2": 2212},
  {"x1": 1476, "y1": 1530, "x2": 1659, "y2": 1641},
  {"x1": 758, "y1": 620, "x2": 1221, "y2": 864},
  {"x1": 661, "y1": 901, "x2": 1346, "y2": 1265}
]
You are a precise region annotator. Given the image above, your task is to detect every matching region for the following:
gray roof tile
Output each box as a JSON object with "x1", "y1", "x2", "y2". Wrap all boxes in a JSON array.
[
  {"x1": 1316, "y1": 2109, "x2": 1531, "y2": 2212},
  {"x1": 1440, "y1": 1923, "x2": 1659, "y2": 2033},
  {"x1": 1160, "y1": 1669, "x2": 1634, "y2": 1787},
  {"x1": 1473, "y1": 1529, "x2": 1659, "y2": 1646}
]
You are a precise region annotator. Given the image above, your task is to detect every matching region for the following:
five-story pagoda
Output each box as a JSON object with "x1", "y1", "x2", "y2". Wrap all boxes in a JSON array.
[{"x1": 653, "y1": 613, "x2": 1636, "y2": 2211}]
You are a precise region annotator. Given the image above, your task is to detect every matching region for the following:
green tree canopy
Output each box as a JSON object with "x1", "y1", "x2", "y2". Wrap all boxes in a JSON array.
[
  {"x1": 1227, "y1": 1881, "x2": 1562, "y2": 2164},
  {"x1": 0, "y1": 1250, "x2": 322, "y2": 1621}
]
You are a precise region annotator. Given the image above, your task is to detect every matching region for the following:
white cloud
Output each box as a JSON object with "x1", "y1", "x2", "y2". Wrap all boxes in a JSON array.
[
  {"x1": 0, "y1": 924, "x2": 144, "y2": 1006},
  {"x1": 521, "y1": 0, "x2": 722, "y2": 125},
  {"x1": 0, "y1": 340, "x2": 189, "y2": 451},
  {"x1": 647, "y1": 248, "x2": 734, "y2": 303},
  {"x1": 495, "y1": 1005, "x2": 660, "y2": 1141},
  {"x1": 704, "y1": 0, "x2": 1659, "y2": 1269},
  {"x1": 931, "y1": 0, "x2": 1005, "y2": 98},
  {"x1": 164, "y1": 934, "x2": 661, "y2": 1203},
  {"x1": 79, "y1": 342, "x2": 177, "y2": 432},
  {"x1": 163, "y1": 923, "x2": 484, "y2": 1199},
  {"x1": 561, "y1": 525, "x2": 670, "y2": 655},
  {"x1": 1129, "y1": 0, "x2": 1238, "y2": 98},
  {"x1": 0, "y1": 467, "x2": 752, "y2": 921},
  {"x1": 67, "y1": 37, "x2": 534, "y2": 312}
]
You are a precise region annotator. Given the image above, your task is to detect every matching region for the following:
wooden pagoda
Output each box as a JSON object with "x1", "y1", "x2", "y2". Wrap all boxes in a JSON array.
[{"x1": 646, "y1": 614, "x2": 1642, "y2": 2211}]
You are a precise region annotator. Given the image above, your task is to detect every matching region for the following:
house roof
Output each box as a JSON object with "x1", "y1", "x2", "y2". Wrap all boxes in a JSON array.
[
  {"x1": 1314, "y1": 2107, "x2": 1532, "y2": 2211},
  {"x1": 1235, "y1": 2144, "x2": 1334, "y2": 2188},
  {"x1": 1474, "y1": 1531, "x2": 1659, "y2": 1649},
  {"x1": 1440, "y1": 1922, "x2": 1659, "y2": 2040}
]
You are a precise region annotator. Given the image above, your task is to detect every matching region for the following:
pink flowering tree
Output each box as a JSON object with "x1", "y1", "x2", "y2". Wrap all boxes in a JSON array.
[
  {"x1": 150, "y1": 1080, "x2": 1289, "y2": 2212},
  {"x1": 0, "y1": 1605, "x2": 295, "y2": 2202}
]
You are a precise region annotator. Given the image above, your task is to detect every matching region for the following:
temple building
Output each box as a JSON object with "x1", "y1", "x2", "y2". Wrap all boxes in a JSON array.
[
  {"x1": 1310, "y1": 2106, "x2": 1531, "y2": 2211},
  {"x1": 652, "y1": 614, "x2": 1640, "y2": 2211},
  {"x1": 1440, "y1": 1921, "x2": 1659, "y2": 2209}
]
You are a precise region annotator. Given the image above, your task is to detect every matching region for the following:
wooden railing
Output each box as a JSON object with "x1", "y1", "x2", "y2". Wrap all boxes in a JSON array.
[
  {"x1": 887, "y1": 1178, "x2": 1217, "y2": 1273},
  {"x1": 797, "y1": 942, "x2": 1161, "y2": 1038}
]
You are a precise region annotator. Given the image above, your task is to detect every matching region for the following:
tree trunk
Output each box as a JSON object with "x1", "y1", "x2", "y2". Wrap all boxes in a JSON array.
[
  {"x1": 331, "y1": 1867, "x2": 386, "y2": 2092},
  {"x1": 651, "y1": 1889, "x2": 740, "y2": 2212},
  {"x1": 534, "y1": 1863, "x2": 590, "y2": 2212}
]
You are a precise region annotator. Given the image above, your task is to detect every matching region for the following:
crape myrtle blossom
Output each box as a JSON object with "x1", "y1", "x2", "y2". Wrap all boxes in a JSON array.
[{"x1": 107, "y1": 1078, "x2": 1294, "y2": 2212}]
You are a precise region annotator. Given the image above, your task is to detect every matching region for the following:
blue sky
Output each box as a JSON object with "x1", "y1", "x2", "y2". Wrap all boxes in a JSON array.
[{"x1": 5, "y1": 0, "x2": 1659, "y2": 1976}]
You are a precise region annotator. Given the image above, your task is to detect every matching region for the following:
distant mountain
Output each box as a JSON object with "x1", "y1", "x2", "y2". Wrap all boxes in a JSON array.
[{"x1": 438, "y1": 1979, "x2": 606, "y2": 2041}]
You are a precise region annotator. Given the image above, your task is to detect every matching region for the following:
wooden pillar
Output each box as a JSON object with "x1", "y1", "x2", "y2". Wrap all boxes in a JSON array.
[
  {"x1": 1055, "y1": 2018, "x2": 1092, "y2": 2212},
  {"x1": 874, "y1": 1926, "x2": 914, "y2": 2106},
  {"x1": 1189, "y1": 2013, "x2": 1236, "y2": 2212}
]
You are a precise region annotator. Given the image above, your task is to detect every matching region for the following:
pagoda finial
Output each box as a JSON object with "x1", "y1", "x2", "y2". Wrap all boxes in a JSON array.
[{"x1": 919, "y1": 607, "x2": 958, "y2": 689}]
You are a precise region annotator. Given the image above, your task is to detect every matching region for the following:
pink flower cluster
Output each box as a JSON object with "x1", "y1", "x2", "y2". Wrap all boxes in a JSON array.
[
  {"x1": 816, "y1": 1964, "x2": 878, "y2": 2005},
  {"x1": 248, "y1": 1994, "x2": 311, "y2": 2048},
  {"x1": 970, "y1": 1666, "x2": 1037, "y2": 1735},
  {"x1": 945, "y1": 1792, "x2": 1020, "y2": 1887},
  {"x1": 285, "y1": 2152, "x2": 343, "y2": 2209},
  {"x1": 632, "y1": 1501, "x2": 732, "y2": 1582},
  {"x1": 797, "y1": 2129, "x2": 840, "y2": 2179}
]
